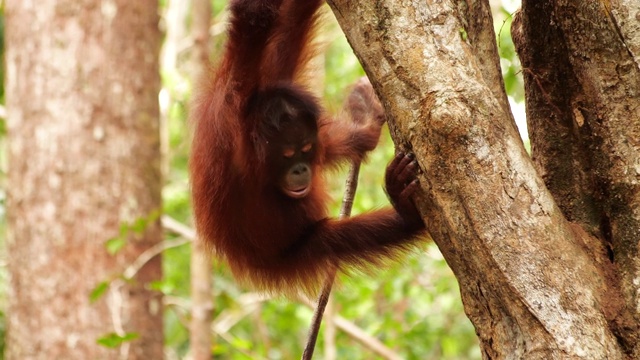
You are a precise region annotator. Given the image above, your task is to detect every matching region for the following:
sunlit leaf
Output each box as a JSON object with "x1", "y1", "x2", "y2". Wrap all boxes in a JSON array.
[
  {"x1": 105, "y1": 237, "x2": 126, "y2": 255},
  {"x1": 89, "y1": 281, "x2": 109, "y2": 303},
  {"x1": 96, "y1": 332, "x2": 139, "y2": 348}
]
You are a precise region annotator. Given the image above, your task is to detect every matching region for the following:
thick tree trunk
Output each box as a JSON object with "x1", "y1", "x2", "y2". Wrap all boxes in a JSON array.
[
  {"x1": 5, "y1": 1, "x2": 163, "y2": 359},
  {"x1": 328, "y1": 0, "x2": 639, "y2": 358},
  {"x1": 511, "y1": 0, "x2": 640, "y2": 357}
]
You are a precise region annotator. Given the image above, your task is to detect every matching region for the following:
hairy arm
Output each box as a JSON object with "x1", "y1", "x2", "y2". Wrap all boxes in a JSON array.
[
  {"x1": 320, "y1": 78, "x2": 386, "y2": 165},
  {"x1": 223, "y1": 0, "x2": 285, "y2": 93},
  {"x1": 260, "y1": 0, "x2": 325, "y2": 84},
  {"x1": 318, "y1": 120, "x2": 382, "y2": 165},
  {"x1": 284, "y1": 152, "x2": 425, "y2": 269}
]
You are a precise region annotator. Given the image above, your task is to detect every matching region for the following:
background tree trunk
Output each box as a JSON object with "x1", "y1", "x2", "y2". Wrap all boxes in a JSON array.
[
  {"x1": 187, "y1": 0, "x2": 214, "y2": 358},
  {"x1": 5, "y1": 1, "x2": 163, "y2": 359},
  {"x1": 328, "y1": 0, "x2": 640, "y2": 358}
]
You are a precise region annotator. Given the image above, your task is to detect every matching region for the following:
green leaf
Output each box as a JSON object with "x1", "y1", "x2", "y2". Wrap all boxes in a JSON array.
[
  {"x1": 131, "y1": 217, "x2": 148, "y2": 234},
  {"x1": 127, "y1": 210, "x2": 162, "y2": 235},
  {"x1": 96, "y1": 332, "x2": 139, "y2": 348},
  {"x1": 118, "y1": 222, "x2": 129, "y2": 236},
  {"x1": 89, "y1": 281, "x2": 110, "y2": 303},
  {"x1": 459, "y1": 27, "x2": 468, "y2": 41},
  {"x1": 230, "y1": 336, "x2": 252, "y2": 350},
  {"x1": 149, "y1": 279, "x2": 174, "y2": 294},
  {"x1": 105, "y1": 237, "x2": 127, "y2": 255}
]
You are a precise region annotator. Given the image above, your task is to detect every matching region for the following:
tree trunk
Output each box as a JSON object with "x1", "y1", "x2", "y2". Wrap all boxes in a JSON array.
[
  {"x1": 328, "y1": 0, "x2": 640, "y2": 358},
  {"x1": 187, "y1": 0, "x2": 214, "y2": 358},
  {"x1": 5, "y1": 1, "x2": 163, "y2": 359}
]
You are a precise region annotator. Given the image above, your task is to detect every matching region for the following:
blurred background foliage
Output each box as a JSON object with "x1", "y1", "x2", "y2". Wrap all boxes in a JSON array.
[{"x1": 0, "y1": 0, "x2": 523, "y2": 358}]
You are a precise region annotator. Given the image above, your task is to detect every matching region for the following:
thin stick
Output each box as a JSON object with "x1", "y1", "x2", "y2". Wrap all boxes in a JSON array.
[
  {"x1": 301, "y1": 271, "x2": 336, "y2": 360},
  {"x1": 301, "y1": 162, "x2": 361, "y2": 360}
]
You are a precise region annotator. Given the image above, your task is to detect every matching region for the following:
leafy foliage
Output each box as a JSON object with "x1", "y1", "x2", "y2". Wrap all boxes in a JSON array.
[{"x1": 495, "y1": 7, "x2": 524, "y2": 103}]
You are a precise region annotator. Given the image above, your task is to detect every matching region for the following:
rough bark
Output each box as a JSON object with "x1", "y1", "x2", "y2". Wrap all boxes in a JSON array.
[
  {"x1": 328, "y1": 0, "x2": 639, "y2": 358},
  {"x1": 5, "y1": 1, "x2": 163, "y2": 359},
  {"x1": 512, "y1": 0, "x2": 640, "y2": 357}
]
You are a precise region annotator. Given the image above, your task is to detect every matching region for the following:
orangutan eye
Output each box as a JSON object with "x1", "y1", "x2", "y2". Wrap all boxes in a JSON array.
[
  {"x1": 283, "y1": 148, "x2": 295, "y2": 158},
  {"x1": 301, "y1": 143, "x2": 313, "y2": 153}
]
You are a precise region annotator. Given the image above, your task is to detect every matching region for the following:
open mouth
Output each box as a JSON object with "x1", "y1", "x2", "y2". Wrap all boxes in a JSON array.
[{"x1": 284, "y1": 185, "x2": 311, "y2": 199}]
